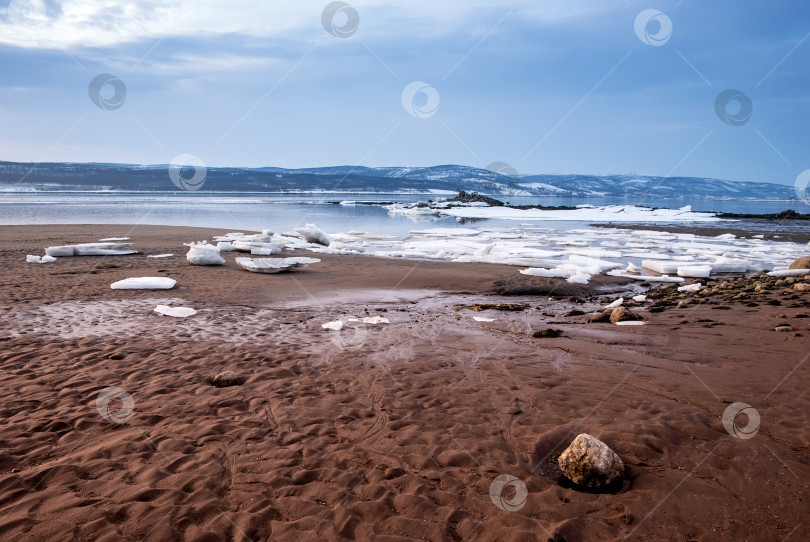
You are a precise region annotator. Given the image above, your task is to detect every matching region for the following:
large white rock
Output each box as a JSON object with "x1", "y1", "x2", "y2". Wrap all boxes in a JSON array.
[
  {"x1": 235, "y1": 257, "x2": 320, "y2": 274},
  {"x1": 45, "y1": 242, "x2": 137, "y2": 257},
  {"x1": 558, "y1": 433, "x2": 624, "y2": 489},
  {"x1": 111, "y1": 277, "x2": 177, "y2": 290}
]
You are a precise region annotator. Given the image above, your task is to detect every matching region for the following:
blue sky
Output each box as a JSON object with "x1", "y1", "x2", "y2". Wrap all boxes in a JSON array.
[{"x1": 0, "y1": 0, "x2": 808, "y2": 186}]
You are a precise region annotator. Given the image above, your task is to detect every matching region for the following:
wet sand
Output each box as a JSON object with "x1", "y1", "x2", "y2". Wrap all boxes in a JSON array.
[{"x1": 0, "y1": 224, "x2": 809, "y2": 541}]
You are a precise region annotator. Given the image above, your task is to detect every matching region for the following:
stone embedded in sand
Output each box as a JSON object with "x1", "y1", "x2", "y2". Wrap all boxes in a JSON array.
[
  {"x1": 789, "y1": 256, "x2": 810, "y2": 270},
  {"x1": 774, "y1": 325, "x2": 794, "y2": 333},
  {"x1": 558, "y1": 433, "x2": 624, "y2": 489},
  {"x1": 212, "y1": 371, "x2": 241, "y2": 387},
  {"x1": 588, "y1": 313, "x2": 611, "y2": 323},
  {"x1": 795, "y1": 283, "x2": 810, "y2": 293},
  {"x1": 532, "y1": 328, "x2": 563, "y2": 338},
  {"x1": 610, "y1": 307, "x2": 641, "y2": 323}
]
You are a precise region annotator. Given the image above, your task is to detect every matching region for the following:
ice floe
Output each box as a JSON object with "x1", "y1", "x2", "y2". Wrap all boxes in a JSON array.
[
  {"x1": 678, "y1": 283, "x2": 702, "y2": 292},
  {"x1": 111, "y1": 277, "x2": 177, "y2": 290},
  {"x1": 99, "y1": 237, "x2": 130, "y2": 242},
  {"x1": 26, "y1": 255, "x2": 56, "y2": 264},
  {"x1": 147, "y1": 254, "x2": 174, "y2": 258},
  {"x1": 46, "y1": 242, "x2": 137, "y2": 257},
  {"x1": 321, "y1": 316, "x2": 389, "y2": 330},
  {"x1": 295, "y1": 224, "x2": 332, "y2": 246},
  {"x1": 185, "y1": 242, "x2": 225, "y2": 265},
  {"x1": 154, "y1": 305, "x2": 197, "y2": 317},
  {"x1": 768, "y1": 269, "x2": 810, "y2": 277},
  {"x1": 473, "y1": 316, "x2": 496, "y2": 322},
  {"x1": 235, "y1": 257, "x2": 321, "y2": 274}
]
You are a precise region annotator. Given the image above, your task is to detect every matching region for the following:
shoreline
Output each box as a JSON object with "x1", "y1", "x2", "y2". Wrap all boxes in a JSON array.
[{"x1": 1, "y1": 224, "x2": 808, "y2": 541}]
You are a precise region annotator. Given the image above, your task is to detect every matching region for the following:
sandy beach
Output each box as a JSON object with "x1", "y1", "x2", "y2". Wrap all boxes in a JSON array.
[{"x1": 1, "y1": 224, "x2": 809, "y2": 541}]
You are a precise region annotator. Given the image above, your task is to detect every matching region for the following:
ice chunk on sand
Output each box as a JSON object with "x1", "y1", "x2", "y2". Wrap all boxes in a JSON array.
[
  {"x1": 216, "y1": 242, "x2": 235, "y2": 252},
  {"x1": 99, "y1": 237, "x2": 130, "y2": 242},
  {"x1": 677, "y1": 283, "x2": 702, "y2": 292},
  {"x1": 632, "y1": 295, "x2": 647, "y2": 302},
  {"x1": 111, "y1": 277, "x2": 177, "y2": 290},
  {"x1": 641, "y1": 260, "x2": 680, "y2": 274},
  {"x1": 768, "y1": 269, "x2": 810, "y2": 277},
  {"x1": 615, "y1": 321, "x2": 646, "y2": 326},
  {"x1": 26, "y1": 255, "x2": 56, "y2": 264},
  {"x1": 185, "y1": 242, "x2": 225, "y2": 266},
  {"x1": 606, "y1": 298, "x2": 623, "y2": 309},
  {"x1": 322, "y1": 316, "x2": 389, "y2": 330},
  {"x1": 473, "y1": 316, "x2": 496, "y2": 322},
  {"x1": 154, "y1": 305, "x2": 197, "y2": 318},
  {"x1": 147, "y1": 254, "x2": 174, "y2": 258},
  {"x1": 606, "y1": 271, "x2": 685, "y2": 283},
  {"x1": 295, "y1": 224, "x2": 332, "y2": 246},
  {"x1": 322, "y1": 320, "x2": 344, "y2": 331},
  {"x1": 677, "y1": 265, "x2": 712, "y2": 278},
  {"x1": 235, "y1": 257, "x2": 320, "y2": 274},
  {"x1": 46, "y1": 242, "x2": 137, "y2": 257}
]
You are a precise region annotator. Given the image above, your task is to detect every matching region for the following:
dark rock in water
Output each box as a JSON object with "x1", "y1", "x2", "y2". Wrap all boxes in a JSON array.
[
  {"x1": 789, "y1": 256, "x2": 810, "y2": 270},
  {"x1": 533, "y1": 328, "x2": 563, "y2": 338},
  {"x1": 558, "y1": 433, "x2": 624, "y2": 489},
  {"x1": 610, "y1": 307, "x2": 642, "y2": 323},
  {"x1": 588, "y1": 313, "x2": 611, "y2": 323},
  {"x1": 212, "y1": 371, "x2": 241, "y2": 387}
]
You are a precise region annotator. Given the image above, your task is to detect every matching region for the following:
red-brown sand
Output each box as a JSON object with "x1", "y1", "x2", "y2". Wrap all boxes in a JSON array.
[{"x1": 0, "y1": 225, "x2": 808, "y2": 542}]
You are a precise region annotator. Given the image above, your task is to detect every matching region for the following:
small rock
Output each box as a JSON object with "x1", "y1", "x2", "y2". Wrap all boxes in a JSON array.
[
  {"x1": 588, "y1": 313, "x2": 611, "y2": 323},
  {"x1": 795, "y1": 283, "x2": 810, "y2": 293},
  {"x1": 564, "y1": 310, "x2": 585, "y2": 317},
  {"x1": 677, "y1": 300, "x2": 689, "y2": 308},
  {"x1": 788, "y1": 256, "x2": 810, "y2": 270},
  {"x1": 533, "y1": 328, "x2": 563, "y2": 339},
  {"x1": 212, "y1": 371, "x2": 241, "y2": 387},
  {"x1": 774, "y1": 325, "x2": 794, "y2": 333},
  {"x1": 107, "y1": 352, "x2": 126, "y2": 360},
  {"x1": 610, "y1": 307, "x2": 642, "y2": 323},
  {"x1": 558, "y1": 433, "x2": 624, "y2": 489}
]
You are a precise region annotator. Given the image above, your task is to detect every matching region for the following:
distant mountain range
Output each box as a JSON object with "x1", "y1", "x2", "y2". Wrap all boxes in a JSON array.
[{"x1": 0, "y1": 160, "x2": 798, "y2": 200}]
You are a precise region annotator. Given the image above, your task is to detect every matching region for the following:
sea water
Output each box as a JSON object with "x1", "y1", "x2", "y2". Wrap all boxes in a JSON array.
[{"x1": 0, "y1": 192, "x2": 808, "y2": 238}]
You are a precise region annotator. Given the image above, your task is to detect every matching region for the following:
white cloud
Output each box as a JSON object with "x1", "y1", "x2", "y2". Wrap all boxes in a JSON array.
[{"x1": 0, "y1": 0, "x2": 615, "y2": 50}]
